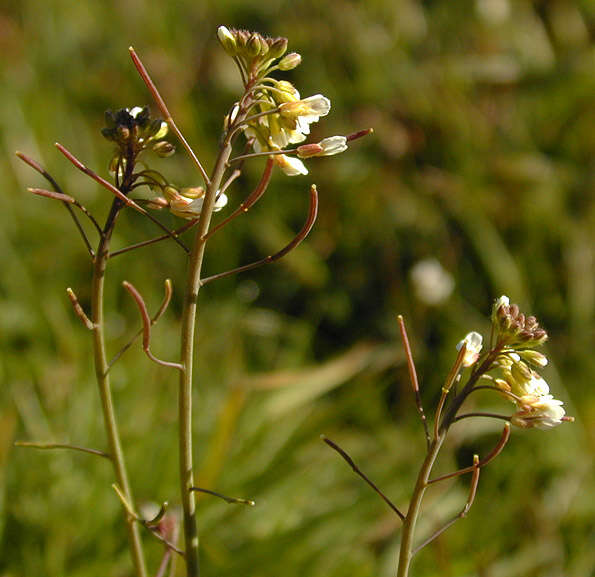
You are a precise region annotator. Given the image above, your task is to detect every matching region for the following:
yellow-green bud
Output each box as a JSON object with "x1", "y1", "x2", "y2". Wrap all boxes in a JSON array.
[
  {"x1": 145, "y1": 196, "x2": 169, "y2": 210},
  {"x1": 163, "y1": 185, "x2": 180, "y2": 202},
  {"x1": 268, "y1": 37, "x2": 288, "y2": 58},
  {"x1": 247, "y1": 33, "x2": 262, "y2": 57},
  {"x1": 518, "y1": 350, "x2": 548, "y2": 368},
  {"x1": 217, "y1": 26, "x2": 237, "y2": 55},
  {"x1": 273, "y1": 80, "x2": 300, "y2": 103},
  {"x1": 278, "y1": 52, "x2": 302, "y2": 71},
  {"x1": 511, "y1": 360, "x2": 532, "y2": 385},
  {"x1": 180, "y1": 186, "x2": 205, "y2": 200},
  {"x1": 152, "y1": 141, "x2": 176, "y2": 157}
]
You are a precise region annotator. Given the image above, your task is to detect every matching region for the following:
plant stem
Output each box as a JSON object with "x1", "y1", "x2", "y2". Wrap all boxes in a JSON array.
[
  {"x1": 92, "y1": 199, "x2": 147, "y2": 577},
  {"x1": 397, "y1": 346, "x2": 504, "y2": 576},
  {"x1": 178, "y1": 136, "x2": 235, "y2": 577},
  {"x1": 396, "y1": 433, "x2": 445, "y2": 577}
]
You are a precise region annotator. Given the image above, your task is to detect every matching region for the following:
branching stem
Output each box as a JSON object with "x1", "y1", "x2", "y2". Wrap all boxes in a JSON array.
[{"x1": 93, "y1": 200, "x2": 148, "y2": 577}]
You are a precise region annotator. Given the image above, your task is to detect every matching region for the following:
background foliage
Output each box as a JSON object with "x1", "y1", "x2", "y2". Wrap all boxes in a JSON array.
[{"x1": 1, "y1": 1, "x2": 594, "y2": 576}]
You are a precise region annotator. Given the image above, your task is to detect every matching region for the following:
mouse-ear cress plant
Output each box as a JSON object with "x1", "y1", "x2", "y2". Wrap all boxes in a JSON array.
[{"x1": 15, "y1": 25, "x2": 571, "y2": 577}]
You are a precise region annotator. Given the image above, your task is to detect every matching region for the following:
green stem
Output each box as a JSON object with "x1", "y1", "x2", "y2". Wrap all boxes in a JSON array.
[
  {"x1": 396, "y1": 434, "x2": 445, "y2": 577},
  {"x1": 397, "y1": 346, "x2": 504, "y2": 576},
  {"x1": 92, "y1": 200, "x2": 147, "y2": 577},
  {"x1": 178, "y1": 136, "x2": 236, "y2": 577}
]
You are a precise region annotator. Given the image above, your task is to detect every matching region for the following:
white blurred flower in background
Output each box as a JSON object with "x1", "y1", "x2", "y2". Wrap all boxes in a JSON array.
[{"x1": 410, "y1": 258, "x2": 455, "y2": 306}]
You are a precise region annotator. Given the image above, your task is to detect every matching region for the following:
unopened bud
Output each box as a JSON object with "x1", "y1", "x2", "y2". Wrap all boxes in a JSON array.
[
  {"x1": 519, "y1": 350, "x2": 548, "y2": 368},
  {"x1": 179, "y1": 186, "x2": 205, "y2": 200},
  {"x1": 247, "y1": 33, "x2": 262, "y2": 57},
  {"x1": 456, "y1": 331, "x2": 483, "y2": 367},
  {"x1": 278, "y1": 52, "x2": 302, "y2": 71},
  {"x1": 511, "y1": 360, "x2": 532, "y2": 384},
  {"x1": 152, "y1": 141, "x2": 176, "y2": 157},
  {"x1": 163, "y1": 185, "x2": 180, "y2": 202},
  {"x1": 217, "y1": 26, "x2": 237, "y2": 55},
  {"x1": 145, "y1": 196, "x2": 169, "y2": 210},
  {"x1": 494, "y1": 378, "x2": 511, "y2": 393},
  {"x1": 296, "y1": 143, "x2": 323, "y2": 159},
  {"x1": 268, "y1": 37, "x2": 288, "y2": 58},
  {"x1": 297, "y1": 136, "x2": 348, "y2": 158},
  {"x1": 117, "y1": 126, "x2": 130, "y2": 140}
]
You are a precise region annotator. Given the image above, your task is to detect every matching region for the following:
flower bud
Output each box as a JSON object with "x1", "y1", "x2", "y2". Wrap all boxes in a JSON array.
[
  {"x1": 145, "y1": 196, "x2": 169, "y2": 210},
  {"x1": 278, "y1": 52, "x2": 302, "y2": 71},
  {"x1": 296, "y1": 143, "x2": 324, "y2": 159},
  {"x1": 163, "y1": 185, "x2": 181, "y2": 202},
  {"x1": 456, "y1": 331, "x2": 483, "y2": 367},
  {"x1": 152, "y1": 141, "x2": 176, "y2": 157},
  {"x1": 179, "y1": 186, "x2": 205, "y2": 200},
  {"x1": 268, "y1": 37, "x2": 288, "y2": 58},
  {"x1": 273, "y1": 80, "x2": 300, "y2": 103},
  {"x1": 247, "y1": 33, "x2": 263, "y2": 57},
  {"x1": 494, "y1": 378, "x2": 511, "y2": 393},
  {"x1": 150, "y1": 120, "x2": 169, "y2": 140},
  {"x1": 217, "y1": 26, "x2": 237, "y2": 55},
  {"x1": 510, "y1": 359, "x2": 532, "y2": 385},
  {"x1": 297, "y1": 136, "x2": 348, "y2": 158},
  {"x1": 518, "y1": 350, "x2": 548, "y2": 368}
]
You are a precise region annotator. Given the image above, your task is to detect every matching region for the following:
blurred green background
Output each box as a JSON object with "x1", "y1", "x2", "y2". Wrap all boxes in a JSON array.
[{"x1": 1, "y1": 1, "x2": 594, "y2": 576}]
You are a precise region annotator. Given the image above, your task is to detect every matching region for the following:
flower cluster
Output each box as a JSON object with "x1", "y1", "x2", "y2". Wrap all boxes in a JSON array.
[
  {"x1": 457, "y1": 296, "x2": 571, "y2": 430},
  {"x1": 491, "y1": 295, "x2": 548, "y2": 347},
  {"x1": 102, "y1": 106, "x2": 173, "y2": 163},
  {"x1": 217, "y1": 26, "x2": 349, "y2": 176}
]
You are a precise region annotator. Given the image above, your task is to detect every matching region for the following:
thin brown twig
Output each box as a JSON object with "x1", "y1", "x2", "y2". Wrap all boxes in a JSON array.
[
  {"x1": 145, "y1": 527, "x2": 185, "y2": 558},
  {"x1": 345, "y1": 128, "x2": 374, "y2": 142},
  {"x1": 200, "y1": 184, "x2": 318, "y2": 286},
  {"x1": 122, "y1": 281, "x2": 184, "y2": 371},
  {"x1": 128, "y1": 47, "x2": 210, "y2": 186},
  {"x1": 27, "y1": 187, "x2": 75, "y2": 204},
  {"x1": 468, "y1": 384, "x2": 525, "y2": 404},
  {"x1": 321, "y1": 435, "x2": 405, "y2": 521},
  {"x1": 190, "y1": 487, "x2": 255, "y2": 506},
  {"x1": 428, "y1": 423, "x2": 511, "y2": 484},
  {"x1": 453, "y1": 412, "x2": 512, "y2": 423},
  {"x1": 112, "y1": 484, "x2": 185, "y2": 557},
  {"x1": 16, "y1": 151, "x2": 100, "y2": 256},
  {"x1": 220, "y1": 168, "x2": 242, "y2": 194},
  {"x1": 397, "y1": 315, "x2": 430, "y2": 449},
  {"x1": 109, "y1": 220, "x2": 197, "y2": 258},
  {"x1": 412, "y1": 455, "x2": 481, "y2": 556},
  {"x1": 107, "y1": 279, "x2": 173, "y2": 371},
  {"x1": 14, "y1": 441, "x2": 110, "y2": 459},
  {"x1": 54, "y1": 142, "x2": 189, "y2": 253},
  {"x1": 155, "y1": 551, "x2": 172, "y2": 577},
  {"x1": 66, "y1": 287, "x2": 95, "y2": 330},
  {"x1": 434, "y1": 343, "x2": 468, "y2": 440},
  {"x1": 229, "y1": 148, "x2": 289, "y2": 164},
  {"x1": 203, "y1": 157, "x2": 274, "y2": 241}
]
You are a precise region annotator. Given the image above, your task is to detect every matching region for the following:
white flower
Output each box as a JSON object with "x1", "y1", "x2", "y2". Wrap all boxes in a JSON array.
[
  {"x1": 129, "y1": 106, "x2": 145, "y2": 118},
  {"x1": 164, "y1": 186, "x2": 228, "y2": 219},
  {"x1": 279, "y1": 94, "x2": 331, "y2": 120},
  {"x1": 274, "y1": 154, "x2": 308, "y2": 176},
  {"x1": 217, "y1": 26, "x2": 237, "y2": 55},
  {"x1": 409, "y1": 258, "x2": 455, "y2": 305},
  {"x1": 511, "y1": 395, "x2": 566, "y2": 429},
  {"x1": 297, "y1": 136, "x2": 348, "y2": 158},
  {"x1": 494, "y1": 295, "x2": 510, "y2": 309},
  {"x1": 456, "y1": 331, "x2": 483, "y2": 367},
  {"x1": 519, "y1": 372, "x2": 550, "y2": 397},
  {"x1": 278, "y1": 94, "x2": 331, "y2": 139}
]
